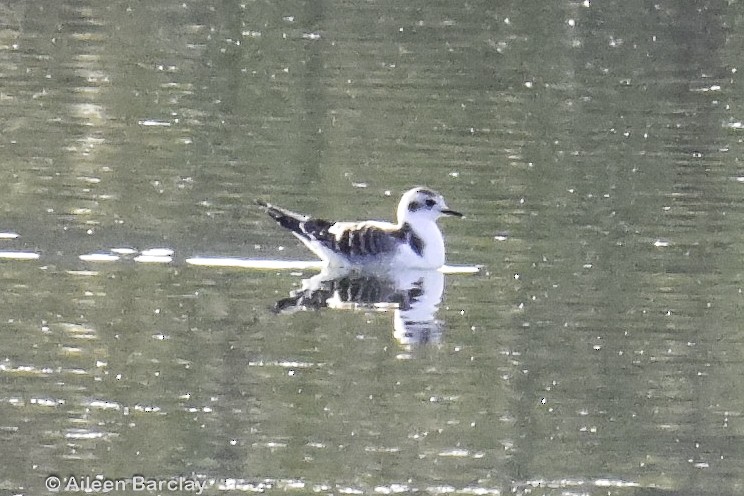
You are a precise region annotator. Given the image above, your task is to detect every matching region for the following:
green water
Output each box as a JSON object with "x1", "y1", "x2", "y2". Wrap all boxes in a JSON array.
[{"x1": 2, "y1": 1, "x2": 744, "y2": 494}]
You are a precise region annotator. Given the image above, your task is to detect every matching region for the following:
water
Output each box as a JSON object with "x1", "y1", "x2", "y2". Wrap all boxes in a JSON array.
[{"x1": 2, "y1": 0, "x2": 744, "y2": 494}]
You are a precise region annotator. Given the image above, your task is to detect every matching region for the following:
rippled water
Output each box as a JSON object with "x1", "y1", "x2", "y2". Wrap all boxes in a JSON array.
[{"x1": 3, "y1": 1, "x2": 744, "y2": 495}]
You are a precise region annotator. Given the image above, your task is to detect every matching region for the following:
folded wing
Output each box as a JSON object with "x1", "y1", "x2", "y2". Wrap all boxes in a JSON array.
[
  {"x1": 258, "y1": 200, "x2": 423, "y2": 262},
  {"x1": 328, "y1": 222, "x2": 402, "y2": 257}
]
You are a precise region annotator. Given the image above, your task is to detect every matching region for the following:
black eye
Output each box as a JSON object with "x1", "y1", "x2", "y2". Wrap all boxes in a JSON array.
[{"x1": 425, "y1": 199, "x2": 436, "y2": 207}]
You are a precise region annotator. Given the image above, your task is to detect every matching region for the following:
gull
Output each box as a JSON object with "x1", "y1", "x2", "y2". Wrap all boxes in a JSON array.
[{"x1": 257, "y1": 187, "x2": 462, "y2": 269}]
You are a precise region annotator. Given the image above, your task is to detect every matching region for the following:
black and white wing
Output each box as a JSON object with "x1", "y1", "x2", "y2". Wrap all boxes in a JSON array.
[
  {"x1": 257, "y1": 200, "x2": 418, "y2": 261},
  {"x1": 326, "y1": 221, "x2": 406, "y2": 258},
  {"x1": 257, "y1": 199, "x2": 333, "y2": 243}
]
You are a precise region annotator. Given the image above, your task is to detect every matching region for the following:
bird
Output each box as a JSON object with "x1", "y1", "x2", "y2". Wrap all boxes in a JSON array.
[{"x1": 256, "y1": 187, "x2": 462, "y2": 269}]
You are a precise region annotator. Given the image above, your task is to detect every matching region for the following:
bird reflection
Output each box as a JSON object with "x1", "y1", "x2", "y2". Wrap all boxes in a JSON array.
[{"x1": 273, "y1": 267, "x2": 445, "y2": 347}]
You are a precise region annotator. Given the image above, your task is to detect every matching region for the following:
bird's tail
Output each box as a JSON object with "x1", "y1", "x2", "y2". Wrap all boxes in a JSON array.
[{"x1": 255, "y1": 199, "x2": 308, "y2": 234}]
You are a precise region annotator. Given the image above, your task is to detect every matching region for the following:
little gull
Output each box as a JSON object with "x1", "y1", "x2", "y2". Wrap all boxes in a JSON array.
[{"x1": 257, "y1": 187, "x2": 462, "y2": 269}]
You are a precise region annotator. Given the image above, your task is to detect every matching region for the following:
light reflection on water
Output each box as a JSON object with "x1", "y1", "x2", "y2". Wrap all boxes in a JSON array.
[{"x1": 270, "y1": 266, "x2": 449, "y2": 348}]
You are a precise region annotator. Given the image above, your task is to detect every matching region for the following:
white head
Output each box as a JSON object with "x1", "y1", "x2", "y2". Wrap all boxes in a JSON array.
[{"x1": 396, "y1": 187, "x2": 463, "y2": 226}]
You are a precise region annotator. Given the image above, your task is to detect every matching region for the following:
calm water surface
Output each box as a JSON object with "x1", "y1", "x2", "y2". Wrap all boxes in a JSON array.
[{"x1": 2, "y1": 1, "x2": 744, "y2": 495}]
